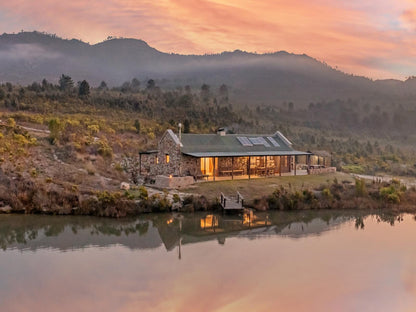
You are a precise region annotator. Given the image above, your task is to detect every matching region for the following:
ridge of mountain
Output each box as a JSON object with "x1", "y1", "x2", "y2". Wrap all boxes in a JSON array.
[{"x1": 0, "y1": 31, "x2": 411, "y2": 105}]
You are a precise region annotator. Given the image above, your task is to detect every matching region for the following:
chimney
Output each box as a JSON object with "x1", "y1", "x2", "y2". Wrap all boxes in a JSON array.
[
  {"x1": 217, "y1": 127, "x2": 226, "y2": 136},
  {"x1": 178, "y1": 123, "x2": 182, "y2": 142}
]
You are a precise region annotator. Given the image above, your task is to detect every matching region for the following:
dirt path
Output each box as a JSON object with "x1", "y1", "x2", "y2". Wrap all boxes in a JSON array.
[{"x1": 352, "y1": 174, "x2": 416, "y2": 188}]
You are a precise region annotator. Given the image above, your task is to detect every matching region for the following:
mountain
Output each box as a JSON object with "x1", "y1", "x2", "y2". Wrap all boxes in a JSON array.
[{"x1": 0, "y1": 31, "x2": 413, "y2": 106}]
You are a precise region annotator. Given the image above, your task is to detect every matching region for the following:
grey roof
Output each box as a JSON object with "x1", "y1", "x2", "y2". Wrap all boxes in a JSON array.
[
  {"x1": 166, "y1": 129, "x2": 183, "y2": 147},
  {"x1": 180, "y1": 132, "x2": 310, "y2": 157}
]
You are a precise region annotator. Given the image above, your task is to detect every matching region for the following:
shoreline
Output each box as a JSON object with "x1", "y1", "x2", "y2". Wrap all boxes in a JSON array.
[{"x1": 1, "y1": 173, "x2": 416, "y2": 217}]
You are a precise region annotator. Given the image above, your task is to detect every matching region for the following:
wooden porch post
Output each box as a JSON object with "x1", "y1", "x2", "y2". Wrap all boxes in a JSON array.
[
  {"x1": 232, "y1": 157, "x2": 234, "y2": 180},
  {"x1": 294, "y1": 155, "x2": 297, "y2": 176},
  {"x1": 265, "y1": 156, "x2": 268, "y2": 176},
  {"x1": 248, "y1": 156, "x2": 251, "y2": 179},
  {"x1": 213, "y1": 157, "x2": 216, "y2": 181},
  {"x1": 279, "y1": 156, "x2": 282, "y2": 177}
]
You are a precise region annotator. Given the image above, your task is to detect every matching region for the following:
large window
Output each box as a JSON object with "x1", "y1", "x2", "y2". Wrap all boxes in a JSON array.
[{"x1": 201, "y1": 157, "x2": 214, "y2": 175}]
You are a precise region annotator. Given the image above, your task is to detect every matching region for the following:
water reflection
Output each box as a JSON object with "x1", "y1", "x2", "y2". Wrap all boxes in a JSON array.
[
  {"x1": 0, "y1": 210, "x2": 411, "y2": 255},
  {"x1": 1, "y1": 211, "x2": 416, "y2": 311}
]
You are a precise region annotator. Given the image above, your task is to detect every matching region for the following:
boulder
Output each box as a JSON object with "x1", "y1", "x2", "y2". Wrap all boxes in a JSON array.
[
  {"x1": 0, "y1": 205, "x2": 12, "y2": 213},
  {"x1": 120, "y1": 182, "x2": 130, "y2": 190}
]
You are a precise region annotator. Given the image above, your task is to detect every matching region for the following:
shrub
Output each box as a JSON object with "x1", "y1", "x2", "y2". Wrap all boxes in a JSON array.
[
  {"x1": 322, "y1": 188, "x2": 333, "y2": 200},
  {"x1": 87, "y1": 124, "x2": 100, "y2": 135},
  {"x1": 138, "y1": 185, "x2": 148, "y2": 200},
  {"x1": 6, "y1": 118, "x2": 16, "y2": 128},
  {"x1": 380, "y1": 185, "x2": 402, "y2": 204},
  {"x1": 30, "y1": 168, "x2": 38, "y2": 177},
  {"x1": 97, "y1": 139, "x2": 113, "y2": 158},
  {"x1": 48, "y1": 118, "x2": 62, "y2": 144},
  {"x1": 172, "y1": 193, "x2": 181, "y2": 203},
  {"x1": 355, "y1": 178, "x2": 367, "y2": 197}
]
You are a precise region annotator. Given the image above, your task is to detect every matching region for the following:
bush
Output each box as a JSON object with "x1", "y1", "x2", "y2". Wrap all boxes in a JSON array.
[
  {"x1": 6, "y1": 118, "x2": 16, "y2": 128},
  {"x1": 322, "y1": 188, "x2": 333, "y2": 200},
  {"x1": 380, "y1": 185, "x2": 401, "y2": 204},
  {"x1": 355, "y1": 179, "x2": 367, "y2": 197},
  {"x1": 138, "y1": 185, "x2": 148, "y2": 200},
  {"x1": 97, "y1": 139, "x2": 113, "y2": 158},
  {"x1": 172, "y1": 193, "x2": 181, "y2": 203},
  {"x1": 181, "y1": 195, "x2": 208, "y2": 212}
]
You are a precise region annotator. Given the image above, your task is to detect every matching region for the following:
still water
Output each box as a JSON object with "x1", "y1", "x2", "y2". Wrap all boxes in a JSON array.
[{"x1": 1, "y1": 210, "x2": 416, "y2": 312}]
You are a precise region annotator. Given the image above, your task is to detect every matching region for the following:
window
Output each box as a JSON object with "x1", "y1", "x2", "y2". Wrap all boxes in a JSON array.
[
  {"x1": 166, "y1": 154, "x2": 170, "y2": 163},
  {"x1": 156, "y1": 156, "x2": 159, "y2": 164}
]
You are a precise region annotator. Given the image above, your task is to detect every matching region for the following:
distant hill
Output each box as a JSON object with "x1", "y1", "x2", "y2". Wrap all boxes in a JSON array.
[{"x1": 0, "y1": 31, "x2": 413, "y2": 106}]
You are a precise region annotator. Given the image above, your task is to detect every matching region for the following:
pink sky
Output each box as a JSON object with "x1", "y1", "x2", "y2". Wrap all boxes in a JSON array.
[{"x1": 1, "y1": 0, "x2": 416, "y2": 79}]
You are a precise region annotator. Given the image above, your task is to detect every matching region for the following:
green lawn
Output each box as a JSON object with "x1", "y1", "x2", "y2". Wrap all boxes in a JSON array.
[{"x1": 182, "y1": 172, "x2": 354, "y2": 201}]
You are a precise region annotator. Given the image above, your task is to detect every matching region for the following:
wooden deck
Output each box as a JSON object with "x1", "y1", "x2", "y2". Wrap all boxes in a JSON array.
[{"x1": 220, "y1": 192, "x2": 244, "y2": 211}]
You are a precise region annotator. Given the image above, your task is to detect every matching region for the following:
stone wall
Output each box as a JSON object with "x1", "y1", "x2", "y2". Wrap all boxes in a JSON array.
[
  {"x1": 309, "y1": 167, "x2": 337, "y2": 175},
  {"x1": 155, "y1": 175, "x2": 195, "y2": 189},
  {"x1": 152, "y1": 131, "x2": 182, "y2": 176},
  {"x1": 181, "y1": 155, "x2": 200, "y2": 177},
  {"x1": 141, "y1": 130, "x2": 200, "y2": 178},
  {"x1": 140, "y1": 153, "x2": 157, "y2": 176}
]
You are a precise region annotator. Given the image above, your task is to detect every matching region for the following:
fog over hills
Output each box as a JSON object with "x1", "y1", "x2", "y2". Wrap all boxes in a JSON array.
[{"x1": 0, "y1": 31, "x2": 414, "y2": 105}]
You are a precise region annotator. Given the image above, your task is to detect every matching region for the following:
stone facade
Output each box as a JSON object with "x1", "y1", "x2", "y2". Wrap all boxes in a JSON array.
[
  {"x1": 140, "y1": 130, "x2": 304, "y2": 180},
  {"x1": 309, "y1": 167, "x2": 337, "y2": 175},
  {"x1": 155, "y1": 175, "x2": 195, "y2": 189},
  {"x1": 141, "y1": 130, "x2": 199, "y2": 178},
  {"x1": 139, "y1": 152, "x2": 158, "y2": 176}
]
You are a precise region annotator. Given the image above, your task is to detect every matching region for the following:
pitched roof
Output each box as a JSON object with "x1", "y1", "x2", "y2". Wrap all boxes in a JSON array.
[
  {"x1": 179, "y1": 131, "x2": 310, "y2": 157},
  {"x1": 166, "y1": 129, "x2": 183, "y2": 147}
]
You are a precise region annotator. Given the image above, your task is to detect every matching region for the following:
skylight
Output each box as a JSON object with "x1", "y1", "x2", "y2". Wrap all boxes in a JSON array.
[
  {"x1": 249, "y1": 137, "x2": 270, "y2": 147},
  {"x1": 237, "y1": 137, "x2": 253, "y2": 146},
  {"x1": 267, "y1": 136, "x2": 280, "y2": 147}
]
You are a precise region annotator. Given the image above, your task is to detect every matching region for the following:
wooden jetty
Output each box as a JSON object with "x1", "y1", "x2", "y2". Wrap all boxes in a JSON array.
[{"x1": 220, "y1": 192, "x2": 244, "y2": 212}]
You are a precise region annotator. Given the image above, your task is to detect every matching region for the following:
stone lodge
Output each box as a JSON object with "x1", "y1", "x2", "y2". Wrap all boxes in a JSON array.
[{"x1": 139, "y1": 128, "x2": 334, "y2": 184}]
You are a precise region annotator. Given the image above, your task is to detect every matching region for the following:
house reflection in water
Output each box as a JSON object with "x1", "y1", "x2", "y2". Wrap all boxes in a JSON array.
[
  {"x1": 1, "y1": 211, "x2": 398, "y2": 260},
  {"x1": 200, "y1": 210, "x2": 268, "y2": 232},
  {"x1": 159, "y1": 210, "x2": 368, "y2": 259},
  {"x1": 200, "y1": 215, "x2": 219, "y2": 231}
]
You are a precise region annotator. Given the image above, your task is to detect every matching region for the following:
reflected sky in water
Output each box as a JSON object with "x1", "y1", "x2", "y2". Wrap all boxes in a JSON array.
[{"x1": 0, "y1": 211, "x2": 416, "y2": 311}]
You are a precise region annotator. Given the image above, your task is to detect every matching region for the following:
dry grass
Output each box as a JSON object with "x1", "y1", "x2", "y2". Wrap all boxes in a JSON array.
[{"x1": 182, "y1": 172, "x2": 353, "y2": 201}]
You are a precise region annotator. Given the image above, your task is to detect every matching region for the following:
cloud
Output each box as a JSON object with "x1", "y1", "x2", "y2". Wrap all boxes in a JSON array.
[
  {"x1": 402, "y1": 8, "x2": 416, "y2": 30},
  {"x1": 0, "y1": 0, "x2": 416, "y2": 78}
]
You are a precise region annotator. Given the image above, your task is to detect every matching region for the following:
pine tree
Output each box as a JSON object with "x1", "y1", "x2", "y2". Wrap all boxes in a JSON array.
[{"x1": 78, "y1": 80, "x2": 90, "y2": 97}]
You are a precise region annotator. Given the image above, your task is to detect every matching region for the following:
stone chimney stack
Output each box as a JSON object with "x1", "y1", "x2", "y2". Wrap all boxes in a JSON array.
[{"x1": 216, "y1": 127, "x2": 226, "y2": 136}]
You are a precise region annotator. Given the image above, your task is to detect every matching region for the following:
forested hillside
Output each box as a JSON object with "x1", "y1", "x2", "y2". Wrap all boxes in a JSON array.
[
  {"x1": 1, "y1": 76, "x2": 415, "y2": 178},
  {"x1": 1, "y1": 31, "x2": 416, "y2": 107}
]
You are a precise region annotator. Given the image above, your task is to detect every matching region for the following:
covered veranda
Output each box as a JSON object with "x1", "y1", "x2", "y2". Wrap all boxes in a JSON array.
[{"x1": 196, "y1": 152, "x2": 311, "y2": 182}]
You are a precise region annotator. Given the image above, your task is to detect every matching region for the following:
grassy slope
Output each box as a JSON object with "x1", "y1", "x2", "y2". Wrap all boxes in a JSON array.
[{"x1": 182, "y1": 172, "x2": 353, "y2": 202}]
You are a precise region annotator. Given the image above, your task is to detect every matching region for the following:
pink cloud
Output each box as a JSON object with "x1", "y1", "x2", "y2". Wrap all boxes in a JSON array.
[
  {"x1": 402, "y1": 8, "x2": 416, "y2": 30},
  {"x1": 0, "y1": 0, "x2": 416, "y2": 78}
]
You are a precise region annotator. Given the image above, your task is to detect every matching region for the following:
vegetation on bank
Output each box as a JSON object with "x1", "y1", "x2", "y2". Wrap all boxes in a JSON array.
[
  {"x1": 1, "y1": 169, "x2": 416, "y2": 217},
  {"x1": 252, "y1": 178, "x2": 416, "y2": 211},
  {"x1": 0, "y1": 78, "x2": 416, "y2": 216}
]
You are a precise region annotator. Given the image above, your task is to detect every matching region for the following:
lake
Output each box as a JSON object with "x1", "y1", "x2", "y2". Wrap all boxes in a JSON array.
[{"x1": 1, "y1": 210, "x2": 415, "y2": 312}]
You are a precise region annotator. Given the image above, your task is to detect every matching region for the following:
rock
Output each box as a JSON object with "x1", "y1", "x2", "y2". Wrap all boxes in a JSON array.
[
  {"x1": 120, "y1": 182, "x2": 130, "y2": 190},
  {"x1": 0, "y1": 205, "x2": 12, "y2": 213},
  {"x1": 171, "y1": 201, "x2": 182, "y2": 211}
]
